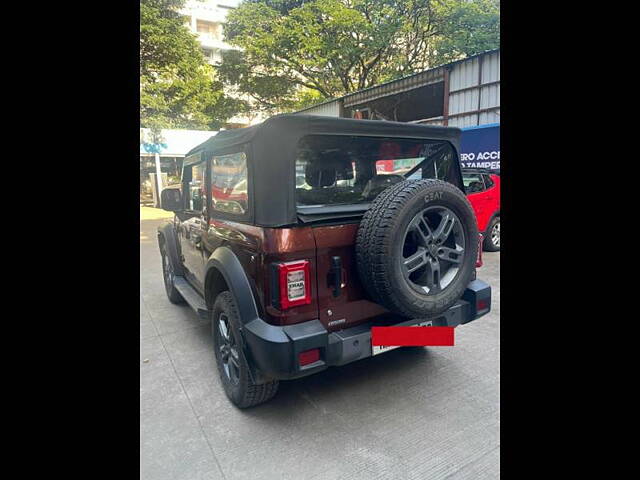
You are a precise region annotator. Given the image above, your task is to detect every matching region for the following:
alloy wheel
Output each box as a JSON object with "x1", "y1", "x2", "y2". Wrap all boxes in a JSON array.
[
  {"x1": 491, "y1": 221, "x2": 500, "y2": 247},
  {"x1": 162, "y1": 250, "x2": 174, "y2": 290},
  {"x1": 401, "y1": 206, "x2": 466, "y2": 294},
  {"x1": 217, "y1": 313, "x2": 241, "y2": 385}
]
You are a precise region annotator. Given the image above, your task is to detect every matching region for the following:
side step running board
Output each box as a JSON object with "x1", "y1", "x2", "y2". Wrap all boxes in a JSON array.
[{"x1": 173, "y1": 276, "x2": 209, "y2": 319}]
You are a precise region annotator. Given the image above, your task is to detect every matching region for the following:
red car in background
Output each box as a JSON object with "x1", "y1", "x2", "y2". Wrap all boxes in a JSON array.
[{"x1": 462, "y1": 169, "x2": 500, "y2": 251}]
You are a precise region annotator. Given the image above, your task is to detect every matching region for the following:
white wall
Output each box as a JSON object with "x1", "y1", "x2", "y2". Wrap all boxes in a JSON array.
[{"x1": 140, "y1": 128, "x2": 217, "y2": 156}]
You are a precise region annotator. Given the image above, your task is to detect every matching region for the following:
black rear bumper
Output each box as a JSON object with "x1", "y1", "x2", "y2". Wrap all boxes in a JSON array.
[{"x1": 243, "y1": 279, "x2": 491, "y2": 381}]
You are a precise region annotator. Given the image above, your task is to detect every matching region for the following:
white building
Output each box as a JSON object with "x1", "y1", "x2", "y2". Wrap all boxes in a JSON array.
[
  {"x1": 179, "y1": 0, "x2": 241, "y2": 66},
  {"x1": 180, "y1": 0, "x2": 264, "y2": 127}
]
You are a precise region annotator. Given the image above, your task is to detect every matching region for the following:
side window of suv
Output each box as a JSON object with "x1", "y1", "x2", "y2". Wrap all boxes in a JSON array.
[
  {"x1": 187, "y1": 162, "x2": 206, "y2": 212},
  {"x1": 211, "y1": 152, "x2": 248, "y2": 215},
  {"x1": 463, "y1": 173, "x2": 485, "y2": 194},
  {"x1": 483, "y1": 174, "x2": 494, "y2": 189}
]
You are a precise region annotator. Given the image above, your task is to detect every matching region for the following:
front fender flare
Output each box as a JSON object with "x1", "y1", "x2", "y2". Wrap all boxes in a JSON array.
[{"x1": 157, "y1": 222, "x2": 184, "y2": 276}]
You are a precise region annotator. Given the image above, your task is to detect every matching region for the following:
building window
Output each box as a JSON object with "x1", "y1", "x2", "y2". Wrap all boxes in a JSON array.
[{"x1": 196, "y1": 20, "x2": 220, "y2": 40}]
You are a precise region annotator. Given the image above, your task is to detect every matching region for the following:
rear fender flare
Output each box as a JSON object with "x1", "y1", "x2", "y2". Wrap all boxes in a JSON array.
[
  {"x1": 204, "y1": 247, "x2": 260, "y2": 326},
  {"x1": 205, "y1": 247, "x2": 268, "y2": 383}
]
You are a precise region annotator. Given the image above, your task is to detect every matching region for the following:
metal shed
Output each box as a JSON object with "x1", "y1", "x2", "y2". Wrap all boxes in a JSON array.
[{"x1": 294, "y1": 49, "x2": 500, "y2": 129}]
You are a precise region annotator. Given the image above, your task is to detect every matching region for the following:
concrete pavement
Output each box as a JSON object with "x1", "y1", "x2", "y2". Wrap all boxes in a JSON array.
[{"x1": 140, "y1": 214, "x2": 500, "y2": 480}]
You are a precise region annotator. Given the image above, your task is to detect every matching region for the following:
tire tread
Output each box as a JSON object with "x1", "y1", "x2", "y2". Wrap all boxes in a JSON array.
[
  {"x1": 214, "y1": 292, "x2": 279, "y2": 408},
  {"x1": 356, "y1": 179, "x2": 478, "y2": 317}
]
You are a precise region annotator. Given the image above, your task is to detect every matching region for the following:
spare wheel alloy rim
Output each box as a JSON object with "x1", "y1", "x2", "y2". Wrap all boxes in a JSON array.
[{"x1": 400, "y1": 206, "x2": 466, "y2": 295}]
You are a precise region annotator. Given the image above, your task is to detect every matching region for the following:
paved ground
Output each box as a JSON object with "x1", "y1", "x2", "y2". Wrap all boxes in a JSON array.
[{"x1": 141, "y1": 214, "x2": 500, "y2": 480}]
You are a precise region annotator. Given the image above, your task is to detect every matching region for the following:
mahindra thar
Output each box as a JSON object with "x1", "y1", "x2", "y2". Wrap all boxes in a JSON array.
[{"x1": 157, "y1": 114, "x2": 491, "y2": 408}]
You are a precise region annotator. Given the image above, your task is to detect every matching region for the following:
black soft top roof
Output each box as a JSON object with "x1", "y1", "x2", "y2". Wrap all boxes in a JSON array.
[
  {"x1": 186, "y1": 114, "x2": 463, "y2": 226},
  {"x1": 186, "y1": 114, "x2": 461, "y2": 159}
]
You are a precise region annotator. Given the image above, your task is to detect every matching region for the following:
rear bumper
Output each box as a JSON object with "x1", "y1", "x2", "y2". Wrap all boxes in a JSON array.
[{"x1": 243, "y1": 279, "x2": 491, "y2": 381}]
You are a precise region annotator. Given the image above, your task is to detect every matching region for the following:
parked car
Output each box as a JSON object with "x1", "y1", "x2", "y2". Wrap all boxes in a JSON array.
[
  {"x1": 157, "y1": 115, "x2": 491, "y2": 408},
  {"x1": 462, "y1": 168, "x2": 500, "y2": 251}
]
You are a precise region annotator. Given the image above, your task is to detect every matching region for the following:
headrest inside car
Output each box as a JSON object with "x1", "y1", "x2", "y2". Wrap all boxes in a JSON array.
[
  {"x1": 306, "y1": 165, "x2": 337, "y2": 188},
  {"x1": 304, "y1": 152, "x2": 353, "y2": 187},
  {"x1": 467, "y1": 181, "x2": 483, "y2": 193}
]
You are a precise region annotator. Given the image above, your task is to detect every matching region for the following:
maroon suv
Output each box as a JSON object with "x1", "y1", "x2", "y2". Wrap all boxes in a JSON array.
[{"x1": 158, "y1": 115, "x2": 491, "y2": 408}]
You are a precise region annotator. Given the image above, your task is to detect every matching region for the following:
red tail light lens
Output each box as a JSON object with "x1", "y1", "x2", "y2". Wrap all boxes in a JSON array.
[
  {"x1": 476, "y1": 234, "x2": 483, "y2": 268},
  {"x1": 477, "y1": 298, "x2": 489, "y2": 311},
  {"x1": 298, "y1": 348, "x2": 320, "y2": 366},
  {"x1": 276, "y1": 260, "x2": 311, "y2": 309}
]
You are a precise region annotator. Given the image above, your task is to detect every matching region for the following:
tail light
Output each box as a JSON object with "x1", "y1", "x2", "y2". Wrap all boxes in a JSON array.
[
  {"x1": 477, "y1": 298, "x2": 490, "y2": 311},
  {"x1": 271, "y1": 260, "x2": 311, "y2": 310},
  {"x1": 476, "y1": 234, "x2": 483, "y2": 268}
]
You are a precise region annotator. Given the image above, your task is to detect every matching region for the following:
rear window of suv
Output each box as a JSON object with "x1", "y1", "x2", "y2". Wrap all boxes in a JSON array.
[{"x1": 295, "y1": 135, "x2": 459, "y2": 207}]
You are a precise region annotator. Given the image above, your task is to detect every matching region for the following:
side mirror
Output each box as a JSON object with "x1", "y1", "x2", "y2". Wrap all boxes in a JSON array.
[{"x1": 161, "y1": 188, "x2": 182, "y2": 212}]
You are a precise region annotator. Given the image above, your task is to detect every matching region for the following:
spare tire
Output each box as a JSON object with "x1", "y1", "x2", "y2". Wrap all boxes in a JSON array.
[{"x1": 356, "y1": 179, "x2": 478, "y2": 318}]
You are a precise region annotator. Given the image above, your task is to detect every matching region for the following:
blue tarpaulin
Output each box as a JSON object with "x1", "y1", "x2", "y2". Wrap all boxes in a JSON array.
[{"x1": 459, "y1": 123, "x2": 500, "y2": 171}]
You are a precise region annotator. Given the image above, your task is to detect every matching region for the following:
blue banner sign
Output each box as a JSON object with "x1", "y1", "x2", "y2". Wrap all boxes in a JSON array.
[
  {"x1": 141, "y1": 142, "x2": 167, "y2": 154},
  {"x1": 459, "y1": 123, "x2": 500, "y2": 171}
]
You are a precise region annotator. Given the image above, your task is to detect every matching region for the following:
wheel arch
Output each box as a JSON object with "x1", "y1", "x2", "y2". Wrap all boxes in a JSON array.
[
  {"x1": 157, "y1": 222, "x2": 184, "y2": 276},
  {"x1": 485, "y1": 210, "x2": 500, "y2": 232},
  {"x1": 204, "y1": 246, "x2": 260, "y2": 326},
  {"x1": 204, "y1": 266, "x2": 229, "y2": 311}
]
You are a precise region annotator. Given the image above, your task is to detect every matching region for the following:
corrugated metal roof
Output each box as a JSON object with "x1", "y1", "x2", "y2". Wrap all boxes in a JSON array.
[
  {"x1": 295, "y1": 99, "x2": 342, "y2": 116},
  {"x1": 448, "y1": 114, "x2": 480, "y2": 128},
  {"x1": 480, "y1": 84, "x2": 500, "y2": 110},
  {"x1": 294, "y1": 97, "x2": 342, "y2": 115},
  {"x1": 481, "y1": 50, "x2": 500, "y2": 83},
  {"x1": 293, "y1": 48, "x2": 500, "y2": 114},
  {"x1": 343, "y1": 66, "x2": 444, "y2": 107},
  {"x1": 450, "y1": 56, "x2": 480, "y2": 92},
  {"x1": 446, "y1": 49, "x2": 500, "y2": 127}
]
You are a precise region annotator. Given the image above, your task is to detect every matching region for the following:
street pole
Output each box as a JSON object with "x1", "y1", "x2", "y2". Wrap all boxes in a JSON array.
[{"x1": 154, "y1": 152, "x2": 163, "y2": 207}]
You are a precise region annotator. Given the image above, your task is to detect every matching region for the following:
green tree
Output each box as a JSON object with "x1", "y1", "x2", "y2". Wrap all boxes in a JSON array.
[
  {"x1": 431, "y1": 0, "x2": 500, "y2": 65},
  {"x1": 140, "y1": 0, "x2": 245, "y2": 129},
  {"x1": 218, "y1": 0, "x2": 499, "y2": 113}
]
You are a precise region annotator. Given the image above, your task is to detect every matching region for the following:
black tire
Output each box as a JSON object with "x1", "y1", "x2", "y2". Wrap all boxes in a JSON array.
[
  {"x1": 160, "y1": 241, "x2": 185, "y2": 304},
  {"x1": 483, "y1": 216, "x2": 500, "y2": 252},
  {"x1": 212, "y1": 291, "x2": 279, "y2": 408},
  {"x1": 356, "y1": 179, "x2": 478, "y2": 318}
]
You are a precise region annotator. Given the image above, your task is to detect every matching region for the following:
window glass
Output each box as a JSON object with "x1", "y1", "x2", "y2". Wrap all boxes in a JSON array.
[
  {"x1": 295, "y1": 135, "x2": 458, "y2": 207},
  {"x1": 462, "y1": 173, "x2": 485, "y2": 193},
  {"x1": 211, "y1": 152, "x2": 248, "y2": 215},
  {"x1": 483, "y1": 174, "x2": 494, "y2": 189},
  {"x1": 188, "y1": 163, "x2": 206, "y2": 211}
]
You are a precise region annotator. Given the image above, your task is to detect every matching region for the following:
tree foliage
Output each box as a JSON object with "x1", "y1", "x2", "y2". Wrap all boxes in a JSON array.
[
  {"x1": 140, "y1": 0, "x2": 245, "y2": 129},
  {"x1": 218, "y1": 0, "x2": 499, "y2": 113}
]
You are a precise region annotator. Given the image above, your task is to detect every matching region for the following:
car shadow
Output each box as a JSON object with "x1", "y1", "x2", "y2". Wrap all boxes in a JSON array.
[{"x1": 237, "y1": 345, "x2": 436, "y2": 421}]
